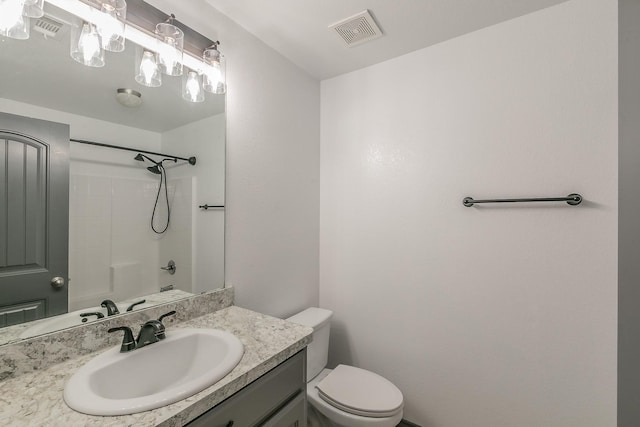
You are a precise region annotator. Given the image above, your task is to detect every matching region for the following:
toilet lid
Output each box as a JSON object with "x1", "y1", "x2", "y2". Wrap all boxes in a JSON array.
[{"x1": 315, "y1": 365, "x2": 403, "y2": 418}]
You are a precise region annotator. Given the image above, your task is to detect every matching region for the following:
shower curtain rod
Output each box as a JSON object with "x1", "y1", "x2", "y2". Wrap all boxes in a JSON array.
[{"x1": 70, "y1": 138, "x2": 197, "y2": 165}]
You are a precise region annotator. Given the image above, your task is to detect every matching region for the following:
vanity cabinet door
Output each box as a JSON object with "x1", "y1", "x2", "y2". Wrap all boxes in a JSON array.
[{"x1": 186, "y1": 350, "x2": 306, "y2": 427}]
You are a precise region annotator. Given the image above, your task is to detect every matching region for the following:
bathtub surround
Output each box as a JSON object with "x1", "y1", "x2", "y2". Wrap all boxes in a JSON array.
[
  {"x1": 69, "y1": 173, "x2": 192, "y2": 309},
  {"x1": 0, "y1": 288, "x2": 233, "y2": 381},
  {"x1": 320, "y1": 0, "x2": 617, "y2": 425}
]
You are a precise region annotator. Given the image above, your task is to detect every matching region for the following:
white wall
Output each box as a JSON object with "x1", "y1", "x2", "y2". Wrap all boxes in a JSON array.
[
  {"x1": 162, "y1": 114, "x2": 225, "y2": 293},
  {"x1": 148, "y1": 0, "x2": 321, "y2": 317},
  {"x1": 320, "y1": 1, "x2": 617, "y2": 426}
]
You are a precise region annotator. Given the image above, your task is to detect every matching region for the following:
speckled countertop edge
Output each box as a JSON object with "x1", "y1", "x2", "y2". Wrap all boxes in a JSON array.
[{"x1": 0, "y1": 306, "x2": 312, "y2": 427}]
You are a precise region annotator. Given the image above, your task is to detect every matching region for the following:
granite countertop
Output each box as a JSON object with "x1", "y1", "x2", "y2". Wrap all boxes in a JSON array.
[
  {"x1": 0, "y1": 306, "x2": 313, "y2": 427},
  {"x1": 0, "y1": 289, "x2": 194, "y2": 346}
]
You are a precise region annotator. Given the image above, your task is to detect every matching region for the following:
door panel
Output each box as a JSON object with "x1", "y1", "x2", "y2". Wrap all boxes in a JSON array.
[
  {"x1": 4, "y1": 137, "x2": 46, "y2": 268},
  {"x1": 0, "y1": 112, "x2": 69, "y2": 326},
  {"x1": 0, "y1": 300, "x2": 45, "y2": 328}
]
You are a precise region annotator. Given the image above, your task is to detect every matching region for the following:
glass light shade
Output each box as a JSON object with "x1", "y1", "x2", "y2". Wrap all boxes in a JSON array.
[
  {"x1": 22, "y1": 0, "x2": 43, "y2": 19},
  {"x1": 182, "y1": 70, "x2": 204, "y2": 103},
  {"x1": 0, "y1": 0, "x2": 30, "y2": 40},
  {"x1": 155, "y1": 22, "x2": 183, "y2": 76},
  {"x1": 134, "y1": 47, "x2": 161, "y2": 87},
  {"x1": 97, "y1": 0, "x2": 126, "y2": 52},
  {"x1": 202, "y1": 47, "x2": 226, "y2": 94},
  {"x1": 70, "y1": 19, "x2": 105, "y2": 67}
]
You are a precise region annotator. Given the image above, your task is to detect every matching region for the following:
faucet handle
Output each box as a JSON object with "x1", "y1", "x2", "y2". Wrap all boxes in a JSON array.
[
  {"x1": 144, "y1": 311, "x2": 176, "y2": 341},
  {"x1": 158, "y1": 310, "x2": 176, "y2": 324},
  {"x1": 80, "y1": 312, "x2": 105, "y2": 322},
  {"x1": 126, "y1": 299, "x2": 146, "y2": 312},
  {"x1": 108, "y1": 326, "x2": 136, "y2": 352}
]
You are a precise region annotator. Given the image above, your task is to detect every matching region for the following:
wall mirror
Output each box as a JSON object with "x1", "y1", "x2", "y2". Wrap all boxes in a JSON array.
[{"x1": 0, "y1": 0, "x2": 225, "y2": 346}]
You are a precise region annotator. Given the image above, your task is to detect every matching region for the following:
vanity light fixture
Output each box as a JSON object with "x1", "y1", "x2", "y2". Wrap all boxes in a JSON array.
[
  {"x1": 0, "y1": 0, "x2": 30, "y2": 40},
  {"x1": 34, "y1": 0, "x2": 224, "y2": 100},
  {"x1": 70, "y1": 18, "x2": 104, "y2": 67},
  {"x1": 96, "y1": 0, "x2": 126, "y2": 52},
  {"x1": 182, "y1": 69, "x2": 204, "y2": 103},
  {"x1": 135, "y1": 46, "x2": 162, "y2": 87},
  {"x1": 202, "y1": 41, "x2": 226, "y2": 95},
  {"x1": 155, "y1": 14, "x2": 183, "y2": 76}
]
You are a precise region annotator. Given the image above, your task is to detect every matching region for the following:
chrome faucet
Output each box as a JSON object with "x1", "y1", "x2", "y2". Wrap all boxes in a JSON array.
[
  {"x1": 100, "y1": 299, "x2": 120, "y2": 316},
  {"x1": 108, "y1": 310, "x2": 177, "y2": 352}
]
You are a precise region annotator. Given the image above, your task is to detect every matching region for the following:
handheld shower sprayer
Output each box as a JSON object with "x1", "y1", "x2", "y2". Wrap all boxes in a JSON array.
[{"x1": 134, "y1": 153, "x2": 172, "y2": 234}]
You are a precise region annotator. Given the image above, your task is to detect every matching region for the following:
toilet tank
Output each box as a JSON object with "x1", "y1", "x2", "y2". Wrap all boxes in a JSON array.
[{"x1": 287, "y1": 307, "x2": 333, "y2": 381}]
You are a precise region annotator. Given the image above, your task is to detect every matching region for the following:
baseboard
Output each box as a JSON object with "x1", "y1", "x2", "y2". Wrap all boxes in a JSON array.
[{"x1": 398, "y1": 420, "x2": 422, "y2": 427}]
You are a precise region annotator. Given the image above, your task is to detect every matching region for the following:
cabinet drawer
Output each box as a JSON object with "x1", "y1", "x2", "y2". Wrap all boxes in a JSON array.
[
  {"x1": 261, "y1": 392, "x2": 306, "y2": 427},
  {"x1": 186, "y1": 350, "x2": 306, "y2": 427}
]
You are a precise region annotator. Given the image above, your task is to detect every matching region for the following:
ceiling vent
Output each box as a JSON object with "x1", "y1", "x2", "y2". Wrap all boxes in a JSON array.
[
  {"x1": 33, "y1": 16, "x2": 64, "y2": 38},
  {"x1": 329, "y1": 10, "x2": 383, "y2": 47}
]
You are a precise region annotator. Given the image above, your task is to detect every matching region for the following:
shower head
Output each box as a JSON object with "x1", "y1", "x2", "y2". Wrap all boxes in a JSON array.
[
  {"x1": 134, "y1": 153, "x2": 159, "y2": 164},
  {"x1": 135, "y1": 153, "x2": 162, "y2": 175}
]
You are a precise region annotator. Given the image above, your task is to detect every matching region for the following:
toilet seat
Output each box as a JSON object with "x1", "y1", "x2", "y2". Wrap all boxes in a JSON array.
[
  {"x1": 316, "y1": 365, "x2": 403, "y2": 418},
  {"x1": 307, "y1": 368, "x2": 403, "y2": 427}
]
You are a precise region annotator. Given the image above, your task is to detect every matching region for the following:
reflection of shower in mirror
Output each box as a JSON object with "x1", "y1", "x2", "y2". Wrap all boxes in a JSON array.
[{"x1": 135, "y1": 153, "x2": 171, "y2": 233}]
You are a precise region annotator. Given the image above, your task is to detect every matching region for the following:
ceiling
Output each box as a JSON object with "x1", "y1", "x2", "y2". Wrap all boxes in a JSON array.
[
  {"x1": 201, "y1": 0, "x2": 570, "y2": 80},
  {"x1": 1, "y1": 0, "x2": 571, "y2": 126}
]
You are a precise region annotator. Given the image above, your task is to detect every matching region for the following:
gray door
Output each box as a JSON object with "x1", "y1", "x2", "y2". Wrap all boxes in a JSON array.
[{"x1": 0, "y1": 112, "x2": 69, "y2": 327}]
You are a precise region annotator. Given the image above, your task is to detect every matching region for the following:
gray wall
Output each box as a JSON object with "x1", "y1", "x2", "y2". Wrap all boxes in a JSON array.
[{"x1": 619, "y1": 0, "x2": 640, "y2": 425}]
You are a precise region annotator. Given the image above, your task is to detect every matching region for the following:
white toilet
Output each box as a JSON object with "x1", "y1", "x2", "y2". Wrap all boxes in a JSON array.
[{"x1": 287, "y1": 308, "x2": 404, "y2": 427}]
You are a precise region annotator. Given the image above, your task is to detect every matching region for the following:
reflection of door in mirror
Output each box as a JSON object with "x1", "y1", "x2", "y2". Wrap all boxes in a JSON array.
[{"x1": 0, "y1": 112, "x2": 69, "y2": 327}]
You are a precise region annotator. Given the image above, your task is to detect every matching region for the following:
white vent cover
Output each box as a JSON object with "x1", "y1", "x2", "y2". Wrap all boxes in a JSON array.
[
  {"x1": 329, "y1": 10, "x2": 383, "y2": 47},
  {"x1": 33, "y1": 16, "x2": 64, "y2": 38}
]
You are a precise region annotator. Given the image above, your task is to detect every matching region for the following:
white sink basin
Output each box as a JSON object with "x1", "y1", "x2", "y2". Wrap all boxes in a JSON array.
[{"x1": 64, "y1": 328, "x2": 244, "y2": 415}]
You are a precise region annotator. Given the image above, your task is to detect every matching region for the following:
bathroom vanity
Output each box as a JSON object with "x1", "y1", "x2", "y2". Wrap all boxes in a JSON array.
[
  {"x1": 186, "y1": 350, "x2": 306, "y2": 426},
  {"x1": 0, "y1": 288, "x2": 312, "y2": 426}
]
